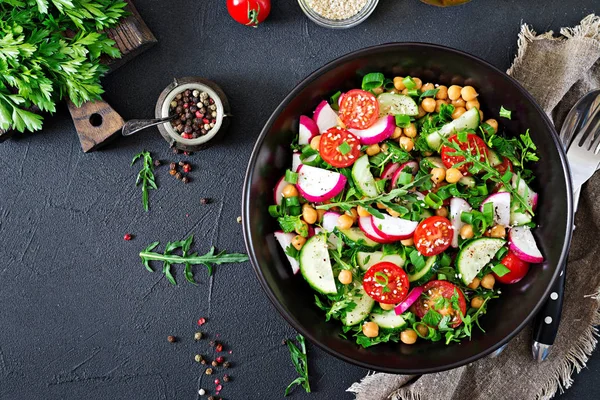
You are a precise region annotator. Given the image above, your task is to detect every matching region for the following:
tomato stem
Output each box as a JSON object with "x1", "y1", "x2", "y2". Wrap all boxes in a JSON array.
[{"x1": 246, "y1": 2, "x2": 260, "y2": 27}]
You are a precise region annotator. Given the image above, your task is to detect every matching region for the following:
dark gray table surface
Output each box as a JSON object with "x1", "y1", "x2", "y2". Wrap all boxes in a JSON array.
[{"x1": 1, "y1": 1, "x2": 599, "y2": 399}]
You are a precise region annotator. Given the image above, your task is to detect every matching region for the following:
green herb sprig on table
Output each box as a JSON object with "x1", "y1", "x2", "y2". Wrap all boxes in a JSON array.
[
  {"x1": 140, "y1": 235, "x2": 249, "y2": 285},
  {"x1": 131, "y1": 151, "x2": 157, "y2": 211},
  {"x1": 0, "y1": 0, "x2": 128, "y2": 133},
  {"x1": 285, "y1": 334, "x2": 311, "y2": 396}
]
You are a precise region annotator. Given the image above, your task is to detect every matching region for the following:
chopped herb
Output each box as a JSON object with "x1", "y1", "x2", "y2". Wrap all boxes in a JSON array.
[
  {"x1": 285, "y1": 169, "x2": 299, "y2": 184},
  {"x1": 284, "y1": 335, "x2": 311, "y2": 396},
  {"x1": 338, "y1": 141, "x2": 352, "y2": 155},
  {"x1": 131, "y1": 151, "x2": 157, "y2": 212},
  {"x1": 362, "y1": 72, "x2": 385, "y2": 91},
  {"x1": 499, "y1": 106, "x2": 512, "y2": 119},
  {"x1": 330, "y1": 91, "x2": 342, "y2": 110},
  {"x1": 395, "y1": 114, "x2": 411, "y2": 128},
  {"x1": 491, "y1": 262, "x2": 511, "y2": 277},
  {"x1": 402, "y1": 76, "x2": 416, "y2": 90},
  {"x1": 278, "y1": 215, "x2": 308, "y2": 237}
]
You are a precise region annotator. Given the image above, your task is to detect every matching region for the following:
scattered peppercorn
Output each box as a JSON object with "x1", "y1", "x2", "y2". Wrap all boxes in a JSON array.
[
  {"x1": 183, "y1": 164, "x2": 192, "y2": 173},
  {"x1": 200, "y1": 198, "x2": 210, "y2": 205},
  {"x1": 209, "y1": 341, "x2": 215, "y2": 347},
  {"x1": 281, "y1": 339, "x2": 287, "y2": 345},
  {"x1": 178, "y1": 161, "x2": 185, "y2": 167},
  {"x1": 198, "y1": 389, "x2": 206, "y2": 396},
  {"x1": 167, "y1": 335, "x2": 176, "y2": 343},
  {"x1": 194, "y1": 332, "x2": 203, "y2": 341},
  {"x1": 184, "y1": 151, "x2": 192, "y2": 156},
  {"x1": 215, "y1": 343, "x2": 223, "y2": 352},
  {"x1": 223, "y1": 374, "x2": 230, "y2": 382},
  {"x1": 169, "y1": 169, "x2": 177, "y2": 176},
  {"x1": 169, "y1": 162, "x2": 177, "y2": 170},
  {"x1": 195, "y1": 354, "x2": 203, "y2": 363},
  {"x1": 173, "y1": 148, "x2": 181, "y2": 154},
  {"x1": 214, "y1": 378, "x2": 220, "y2": 385},
  {"x1": 175, "y1": 172, "x2": 183, "y2": 180},
  {"x1": 182, "y1": 176, "x2": 190, "y2": 184},
  {"x1": 223, "y1": 361, "x2": 231, "y2": 369},
  {"x1": 201, "y1": 359, "x2": 207, "y2": 365},
  {"x1": 208, "y1": 396, "x2": 215, "y2": 400},
  {"x1": 198, "y1": 317, "x2": 207, "y2": 326},
  {"x1": 236, "y1": 216, "x2": 242, "y2": 224},
  {"x1": 123, "y1": 233, "x2": 132, "y2": 241},
  {"x1": 205, "y1": 368, "x2": 213, "y2": 375},
  {"x1": 211, "y1": 360, "x2": 218, "y2": 367},
  {"x1": 215, "y1": 356, "x2": 224, "y2": 363}
]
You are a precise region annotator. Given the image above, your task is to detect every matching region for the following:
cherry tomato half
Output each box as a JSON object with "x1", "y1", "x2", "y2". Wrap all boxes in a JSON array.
[
  {"x1": 319, "y1": 127, "x2": 361, "y2": 168},
  {"x1": 414, "y1": 280, "x2": 467, "y2": 328},
  {"x1": 338, "y1": 89, "x2": 379, "y2": 130},
  {"x1": 441, "y1": 133, "x2": 489, "y2": 174},
  {"x1": 493, "y1": 157, "x2": 515, "y2": 191},
  {"x1": 226, "y1": 0, "x2": 271, "y2": 27},
  {"x1": 494, "y1": 251, "x2": 530, "y2": 284},
  {"x1": 362, "y1": 262, "x2": 410, "y2": 304},
  {"x1": 413, "y1": 216, "x2": 454, "y2": 257}
]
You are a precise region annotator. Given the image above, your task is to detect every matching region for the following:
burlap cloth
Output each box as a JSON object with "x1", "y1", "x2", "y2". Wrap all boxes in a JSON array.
[{"x1": 348, "y1": 15, "x2": 600, "y2": 400}]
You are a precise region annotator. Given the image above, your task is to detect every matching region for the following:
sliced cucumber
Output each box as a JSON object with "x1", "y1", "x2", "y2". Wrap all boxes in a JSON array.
[
  {"x1": 426, "y1": 108, "x2": 481, "y2": 150},
  {"x1": 369, "y1": 310, "x2": 408, "y2": 330},
  {"x1": 342, "y1": 286, "x2": 374, "y2": 326},
  {"x1": 337, "y1": 228, "x2": 380, "y2": 250},
  {"x1": 458, "y1": 176, "x2": 476, "y2": 187},
  {"x1": 407, "y1": 255, "x2": 439, "y2": 286},
  {"x1": 299, "y1": 235, "x2": 337, "y2": 295},
  {"x1": 352, "y1": 154, "x2": 378, "y2": 197},
  {"x1": 357, "y1": 251, "x2": 405, "y2": 271},
  {"x1": 456, "y1": 237, "x2": 505, "y2": 285},
  {"x1": 510, "y1": 204, "x2": 533, "y2": 226},
  {"x1": 487, "y1": 148, "x2": 502, "y2": 167},
  {"x1": 422, "y1": 156, "x2": 445, "y2": 170},
  {"x1": 377, "y1": 93, "x2": 418, "y2": 117}
]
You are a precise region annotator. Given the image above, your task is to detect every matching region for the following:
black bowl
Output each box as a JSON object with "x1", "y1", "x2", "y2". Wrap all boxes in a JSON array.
[{"x1": 242, "y1": 43, "x2": 573, "y2": 373}]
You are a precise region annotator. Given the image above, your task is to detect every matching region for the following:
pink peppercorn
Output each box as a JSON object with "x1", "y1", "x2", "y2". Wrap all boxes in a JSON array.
[
  {"x1": 195, "y1": 111, "x2": 203, "y2": 119},
  {"x1": 215, "y1": 356, "x2": 224, "y2": 363},
  {"x1": 214, "y1": 379, "x2": 220, "y2": 385},
  {"x1": 197, "y1": 318, "x2": 206, "y2": 326},
  {"x1": 183, "y1": 103, "x2": 189, "y2": 109},
  {"x1": 215, "y1": 343, "x2": 223, "y2": 352},
  {"x1": 181, "y1": 132, "x2": 193, "y2": 139},
  {"x1": 202, "y1": 118, "x2": 210, "y2": 124},
  {"x1": 216, "y1": 385, "x2": 222, "y2": 391},
  {"x1": 123, "y1": 233, "x2": 132, "y2": 241},
  {"x1": 183, "y1": 164, "x2": 191, "y2": 173}
]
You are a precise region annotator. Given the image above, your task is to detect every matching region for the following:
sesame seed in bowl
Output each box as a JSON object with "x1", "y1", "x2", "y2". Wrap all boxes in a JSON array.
[{"x1": 297, "y1": 0, "x2": 379, "y2": 29}]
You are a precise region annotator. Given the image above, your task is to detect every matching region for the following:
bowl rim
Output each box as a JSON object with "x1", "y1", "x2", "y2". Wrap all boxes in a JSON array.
[{"x1": 242, "y1": 42, "x2": 573, "y2": 374}]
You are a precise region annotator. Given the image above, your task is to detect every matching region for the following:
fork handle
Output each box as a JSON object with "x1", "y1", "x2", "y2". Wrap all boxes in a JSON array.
[{"x1": 533, "y1": 264, "x2": 566, "y2": 348}]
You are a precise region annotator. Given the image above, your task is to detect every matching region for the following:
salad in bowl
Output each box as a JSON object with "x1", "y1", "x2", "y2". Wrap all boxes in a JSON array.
[{"x1": 269, "y1": 73, "x2": 543, "y2": 348}]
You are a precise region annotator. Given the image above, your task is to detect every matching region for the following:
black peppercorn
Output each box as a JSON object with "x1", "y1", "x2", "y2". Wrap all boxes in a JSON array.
[
  {"x1": 223, "y1": 361, "x2": 231, "y2": 368},
  {"x1": 190, "y1": 106, "x2": 197, "y2": 113},
  {"x1": 185, "y1": 119, "x2": 192, "y2": 126},
  {"x1": 184, "y1": 126, "x2": 192, "y2": 134},
  {"x1": 153, "y1": 159, "x2": 161, "y2": 167},
  {"x1": 208, "y1": 396, "x2": 215, "y2": 400},
  {"x1": 170, "y1": 162, "x2": 177, "y2": 170},
  {"x1": 184, "y1": 89, "x2": 191, "y2": 97},
  {"x1": 201, "y1": 128, "x2": 207, "y2": 135},
  {"x1": 185, "y1": 112, "x2": 192, "y2": 120},
  {"x1": 209, "y1": 341, "x2": 215, "y2": 347},
  {"x1": 167, "y1": 335, "x2": 176, "y2": 343},
  {"x1": 182, "y1": 176, "x2": 190, "y2": 184},
  {"x1": 192, "y1": 97, "x2": 199, "y2": 103},
  {"x1": 175, "y1": 172, "x2": 182, "y2": 180},
  {"x1": 282, "y1": 339, "x2": 287, "y2": 345},
  {"x1": 176, "y1": 125, "x2": 184, "y2": 132},
  {"x1": 223, "y1": 374, "x2": 230, "y2": 382},
  {"x1": 173, "y1": 119, "x2": 181, "y2": 126},
  {"x1": 211, "y1": 360, "x2": 218, "y2": 367},
  {"x1": 176, "y1": 106, "x2": 183, "y2": 113},
  {"x1": 200, "y1": 198, "x2": 209, "y2": 205},
  {"x1": 183, "y1": 96, "x2": 190, "y2": 103},
  {"x1": 201, "y1": 359, "x2": 207, "y2": 365}
]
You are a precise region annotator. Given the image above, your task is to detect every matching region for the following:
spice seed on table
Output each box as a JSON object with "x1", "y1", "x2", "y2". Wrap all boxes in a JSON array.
[
  {"x1": 167, "y1": 335, "x2": 176, "y2": 343},
  {"x1": 195, "y1": 354, "x2": 203, "y2": 363},
  {"x1": 194, "y1": 332, "x2": 203, "y2": 340},
  {"x1": 205, "y1": 368, "x2": 213, "y2": 375},
  {"x1": 123, "y1": 233, "x2": 132, "y2": 241}
]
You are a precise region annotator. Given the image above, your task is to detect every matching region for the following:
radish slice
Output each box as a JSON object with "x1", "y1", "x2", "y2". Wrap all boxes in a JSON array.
[
  {"x1": 273, "y1": 175, "x2": 287, "y2": 206},
  {"x1": 450, "y1": 197, "x2": 472, "y2": 248},
  {"x1": 395, "y1": 286, "x2": 424, "y2": 315},
  {"x1": 381, "y1": 163, "x2": 401, "y2": 180},
  {"x1": 315, "y1": 227, "x2": 341, "y2": 249},
  {"x1": 390, "y1": 161, "x2": 419, "y2": 187},
  {"x1": 322, "y1": 211, "x2": 341, "y2": 232},
  {"x1": 296, "y1": 165, "x2": 346, "y2": 202},
  {"x1": 313, "y1": 100, "x2": 338, "y2": 133},
  {"x1": 298, "y1": 115, "x2": 319, "y2": 145},
  {"x1": 481, "y1": 192, "x2": 511, "y2": 226},
  {"x1": 512, "y1": 174, "x2": 538, "y2": 211},
  {"x1": 509, "y1": 226, "x2": 544, "y2": 263},
  {"x1": 274, "y1": 231, "x2": 300, "y2": 274},
  {"x1": 358, "y1": 216, "x2": 394, "y2": 243},
  {"x1": 348, "y1": 115, "x2": 395, "y2": 145},
  {"x1": 370, "y1": 214, "x2": 418, "y2": 240},
  {"x1": 292, "y1": 152, "x2": 302, "y2": 172}
]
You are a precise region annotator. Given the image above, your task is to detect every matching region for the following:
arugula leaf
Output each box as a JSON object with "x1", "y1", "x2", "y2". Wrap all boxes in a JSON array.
[
  {"x1": 131, "y1": 151, "x2": 157, "y2": 212},
  {"x1": 285, "y1": 335, "x2": 311, "y2": 396}
]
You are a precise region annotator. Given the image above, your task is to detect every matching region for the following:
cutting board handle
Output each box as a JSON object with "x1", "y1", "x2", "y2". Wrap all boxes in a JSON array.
[{"x1": 67, "y1": 100, "x2": 124, "y2": 153}]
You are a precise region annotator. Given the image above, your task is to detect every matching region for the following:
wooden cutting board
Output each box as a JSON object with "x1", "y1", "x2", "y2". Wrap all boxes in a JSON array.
[{"x1": 0, "y1": 0, "x2": 157, "y2": 152}]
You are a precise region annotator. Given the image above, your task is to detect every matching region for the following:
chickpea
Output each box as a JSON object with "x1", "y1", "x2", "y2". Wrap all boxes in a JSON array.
[
  {"x1": 448, "y1": 85, "x2": 462, "y2": 101},
  {"x1": 337, "y1": 214, "x2": 354, "y2": 230},
  {"x1": 460, "y1": 224, "x2": 474, "y2": 240},
  {"x1": 391, "y1": 126, "x2": 403, "y2": 139},
  {"x1": 399, "y1": 136, "x2": 414, "y2": 152},
  {"x1": 346, "y1": 208, "x2": 358, "y2": 223},
  {"x1": 417, "y1": 105, "x2": 427, "y2": 118},
  {"x1": 302, "y1": 204, "x2": 318, "y2": 225},
  {"x1": 403, "y1": 123, "x2": 417, "y2": 138},
  {"x1": 467, "y1": 277, "x2": 481, "y2": 290},
  {"x1": 282, "y1": 184, "x2": 298, "y2": 198},
  {"x1": 485, "y1": 118, "x2": 498, "y2": 133},
  {"x1": 291, "y1": 235, "x2": 306, "y2": 251},
  {"x1": 436, "y1": 85, "x2": 449, "y2": 100},
  {"x1": 452, "y1": 98, "x2": 466, "y2": 108},
  {"x1": 401, "y1": 88, "x2": 409, "y2": 95},
  {"x1": 317, "y1": 208, "x2": 326, "y2": 222},
  {"x1": 490, "y1": 224, "x2": 506, "y2": 238},
  {"x1": 338, "y1": 269, "x2": 353, "y2": 285},
  {"x1": 366, "y1": 143, "x2": 381, "y2": 156},
  {"x1": 435, "y1": 206, "x2": 449, "y2": 218},
  {"x1": 421, "y1": 82, "x2": 435, "y2": 92},
  {"x1": 471, "y1": 296, "x2": 485, "y2": 309},
  {"x1": 400, "y1": 329, "x2": 418, "y2": 345},
  {"x1": 416, "y1": 324, "x2": 429, "y2": 337},
  {"x1": 461, "y1": 86, "x2": 478, "y2": 101},
  {"x1": 393, "y1": 76, "x2": 406, "y2": 91},
  {"x1": 310, "y1": 135, "x2": 321, "y2": 151},
  {"x1": 435, "y1": 99, "x2": 448, "y2": 113},
  {"x1": 380, "y1": 303, "x2": 395, "y2": 311},
  {"x1": 386, "y1": 207, "x2": 401, "y2": 218},
  {"x1": 412, "y1": 77, "x2": 423, "y2": 90},
  {"x1": 451, "y1": 107, "x2": 466, "y2": 120},
  {"x1": 401, "y1": 237, "x2": 414, "y2": 246},
  {"x1": 481, "y1": 274, "x2": 495, "y2": 289},
  {"x1": 295, "y1": 220, "x2": 308, "y2": 236},
  {"x1": 372, "y1": 86, "x2": 384, "y2": 95},
  {"x1": 421, "y1": 98, "x2": 436, "y2": 113},
  {"x1": 357, "y1": 205, "x2": 371, "y2": 217},
  {"x1": 362, "y1": 321, "x2": 379, "y2": 338},
  {"x1": 479, "y1": 109, "x2": 484, "y2": 122},
  {"x1": 466, "y1": 99, "x2": 480, "y2": 111},
  {"x1": 446, "y1": 168, "x2": 463, "y2": 184},
  {"x1": 430, "y1": 167, "x2": 446, "y2": 183}
]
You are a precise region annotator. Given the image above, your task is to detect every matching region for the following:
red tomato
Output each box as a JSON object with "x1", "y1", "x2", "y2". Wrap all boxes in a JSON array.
[
  {"x1": 362, "y1": 262, "x2": 410, "y2": 304},
  {"x1": 495, "y1": 156, "x2": 514, "y2": 176},
  {"x1": 414, "y1": 280, "x2": 467, "y2": 328},
  {"x1": 413, "y1": 216, "x2": 454, "y2": 256},
  {"x1": 319, "y1": 127, "x2": 361, "y2": 168},
  {"x1": 226, "y1": 0, "x2": 271, "y2": 27},
  {"x1": 494, "y1": 251, "x2": 530, "y2": 284},
  {"x1": 441, "y1": 134, "x2": 489, "y2": 174},
  {"x1": 338, "y1": 89, "x2": 379, "y2": 129}
]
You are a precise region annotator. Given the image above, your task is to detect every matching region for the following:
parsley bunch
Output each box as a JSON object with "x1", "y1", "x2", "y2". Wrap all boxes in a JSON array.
[{"x1": 0, "y1": 0, "x2": 128, "y2": 133}]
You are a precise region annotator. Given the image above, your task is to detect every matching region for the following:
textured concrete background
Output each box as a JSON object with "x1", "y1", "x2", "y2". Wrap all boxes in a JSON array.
[{"x1": 1, "y1": 0, "x2": 599, "y2": 399}]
